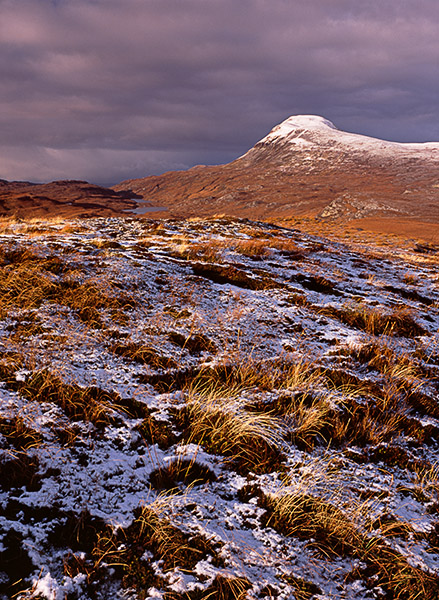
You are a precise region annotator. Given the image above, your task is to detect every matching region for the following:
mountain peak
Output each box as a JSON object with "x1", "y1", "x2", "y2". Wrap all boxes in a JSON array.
[
  {"x1": 249, "y1": 114, "x2": 439, "y2": 158},
  {"x1": 275, "y1": 114, "x2": 337, "y2": 132},
  {"x1": 261, "y1": 115, "x2": 337, "y2": 143}
]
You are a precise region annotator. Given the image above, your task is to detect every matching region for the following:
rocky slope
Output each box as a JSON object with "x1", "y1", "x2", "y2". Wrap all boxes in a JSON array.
[{"x1": 114, "y1": 115, "x2": 439, "y2": 236}]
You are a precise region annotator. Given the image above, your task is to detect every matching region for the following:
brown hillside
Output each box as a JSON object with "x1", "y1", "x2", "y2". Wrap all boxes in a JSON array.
[
  {"x1": 114, "y1": 115, "x2": 439, "y2": 240},
  {"x1": 0, "y1": 179, "x2": 141, "y2": 219}
]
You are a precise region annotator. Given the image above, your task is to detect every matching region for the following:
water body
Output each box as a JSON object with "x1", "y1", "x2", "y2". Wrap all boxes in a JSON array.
[{"x1": 123, "y1": 200, "x2": 168, "y2": 215}]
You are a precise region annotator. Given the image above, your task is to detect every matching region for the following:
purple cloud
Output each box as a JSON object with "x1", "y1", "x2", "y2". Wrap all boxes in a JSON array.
[{"x1": 1, "y1": 0, "x2": 438, "y2": 183}]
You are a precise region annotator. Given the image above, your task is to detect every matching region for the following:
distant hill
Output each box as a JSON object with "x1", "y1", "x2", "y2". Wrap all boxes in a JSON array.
[{"x1": 0, "y1": 179, "x2": 141, "y2": 218}]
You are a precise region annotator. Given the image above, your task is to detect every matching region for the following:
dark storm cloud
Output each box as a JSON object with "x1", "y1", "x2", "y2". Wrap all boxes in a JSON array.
[{"x1": 1, "y1": 0, "x2": 438, "y2": 183}]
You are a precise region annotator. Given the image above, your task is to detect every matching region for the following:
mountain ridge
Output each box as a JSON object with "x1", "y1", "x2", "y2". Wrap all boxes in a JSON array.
[{"x1": 113, "y1": 115, "x2": 439, "y2": 238}]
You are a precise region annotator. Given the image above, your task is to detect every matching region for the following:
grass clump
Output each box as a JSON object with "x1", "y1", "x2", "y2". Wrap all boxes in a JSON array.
[
  {"x1": 56, "y1": 278, "x2": 136, "y2": 327},
  {"x1": 321, "y1": 302, "x2": 427, "y2": 337},
  {"x1": 149, "y1": 458, "x2": 217, "y2": 490},
  {"x1": 0, "y1": 262, "x2": 57, "y2": 310},
  {"x1": 0, "y1": 246, "x2": 71, "y2": 313},
  {"x1": 168, "y1": 331, "x2": 217, "y2": 355},
  {"x1": 114, "y1": 397, "x2": 178, "y2": 450},
  {"x1": 281, "y1": 574, "x2": 322, "y2": 600},
  {"x1": 177, "y1": 390, "x2": 285, "y2": 474},
  {"x1": 260, "y1": 488, "x2": 439, "y2": 599},
  {"x1": 0, "y1": 416, "x2": 42, "y2": 451},
  {"x1": 111, "y1": 341, "x2": 178, "y2": 369},
  {"x1": 233, "y1": 236, "x2": 304, "y2": 261},
  {"x1": 134, "y1": 414, "x2": 177, "y2": 450},
  {"x1": 18, "y1": 370, "x2": 119, "y2": 428},
  {"x1": 171, "y1": 240, "x2": 225, "y2": 263},
  {"x1": 262, "y1": 492, "x2": 364, "y2": 557},
  {"x1": 0, "y1": 351, "x2": 24, "y2": 385},
  {"x1": 65, "y1": 500, "x2": 223, "y2": 599},
  {"x1": 292, "y1": 273, "x2": 339, "y2": 295},
  {"x1": 0, "y1": 242, "x2": 136, "y2": 327},
  {"x1": 192, "y1": 262, "x2": 282, "y2": 290},
  {"x1": 164, "y1": 575, "x2": 251, "y2": 600}
]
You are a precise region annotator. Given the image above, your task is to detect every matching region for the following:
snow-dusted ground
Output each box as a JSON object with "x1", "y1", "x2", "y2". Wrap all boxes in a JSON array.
[{"x1": 0, "y1": 216, "x2": 438, "y2": 600}]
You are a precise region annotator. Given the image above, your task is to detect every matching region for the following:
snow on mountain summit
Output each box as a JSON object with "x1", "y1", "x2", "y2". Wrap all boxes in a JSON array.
[
  {"x1": 253, "y1": 114, "x2": 439, "y2": 158},
  {"x1": 265, "y1": 115, "x2": 338, "y2": 140}
]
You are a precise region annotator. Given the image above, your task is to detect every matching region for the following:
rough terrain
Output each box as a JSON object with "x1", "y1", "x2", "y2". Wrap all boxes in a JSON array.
[{"x1": 0, "y1": 215, "x2": 438, "y2": 599}]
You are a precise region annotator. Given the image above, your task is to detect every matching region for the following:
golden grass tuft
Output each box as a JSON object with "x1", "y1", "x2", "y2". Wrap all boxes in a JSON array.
[
  {"x1": 320, "y1": 301, "x2": 427, "y2": 337},
  {"x1": 178, "y1": 383, "x2": 285, "y2": 473},
  {"x1": 18, "y1": 369, "x2": 118, "y2": 428},
  {"x1": 0, "y1": 416, "x2": 43, "y2": 451},
  {"x1": 63, "y1": 497, "x2": 224, "y2": 597},
  {"x1": 263, "y1": 491, "x2": 364, "y2": 557},
  {"x1": 262, "y1": 484, "x2": 439, "y2": 599},
  {"x1": 111, "y1": 341, "x2": 178, "y2": 369}
]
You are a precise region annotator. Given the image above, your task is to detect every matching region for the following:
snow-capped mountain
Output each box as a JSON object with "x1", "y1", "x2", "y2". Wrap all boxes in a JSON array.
[
  {"x1": 115, "y1": 115, "x2": 439, "y2": 235},
  {"x1": 241, "y1": 114, "x2": 439, "y2": 161}
]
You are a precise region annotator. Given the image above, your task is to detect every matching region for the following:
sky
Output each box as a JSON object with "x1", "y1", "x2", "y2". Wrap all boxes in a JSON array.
[{"x1": 1, "y1": 0, "x2": 439, "y2": 185}]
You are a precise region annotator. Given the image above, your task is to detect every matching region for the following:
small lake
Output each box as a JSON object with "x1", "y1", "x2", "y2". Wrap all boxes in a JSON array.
[{"x1": 123, "y1": 200, "x2": 168, "y2": 215}]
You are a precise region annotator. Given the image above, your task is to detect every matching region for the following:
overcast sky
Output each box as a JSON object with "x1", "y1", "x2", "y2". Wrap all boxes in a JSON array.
[{"x1": 1, "y1": 0, "x2": 438, "y2": 185}]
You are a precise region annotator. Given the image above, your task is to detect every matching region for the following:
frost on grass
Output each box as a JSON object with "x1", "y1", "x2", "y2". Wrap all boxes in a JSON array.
[{"x1": 0, "y1": 216, "x2": 438, "y2": 599}]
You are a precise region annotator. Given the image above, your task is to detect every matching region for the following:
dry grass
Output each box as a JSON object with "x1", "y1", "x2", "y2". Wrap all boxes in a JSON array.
[
  {"x1": 259, "y1": 485, "x2": 439, "y2": 599},
  {"x1": 242, "y1": 357, "x2": 429, "y2": 450},
  {"x1": 173, "y1": 355, "x2": 318, "y2": 398},
  {"x1": 0, "y1": 350, "x2": 24, "y2": 384},
  {"x1": 0, "y1": 243, "x2": 136, "y2": 328},
  {"x1": 134, "y1": 413, "x2": 177, "y2": 450},
  {"x1": 263, "y1": 491, "x2": 365, "y2": 557},
  {"x1": 284, "y1": 395, "x2": 333, "y2": 447},
  {"x1": 0, "y1": 416, "x2": 43, "y2": 451},
  {"x1": 172, "y1": 239, "x2": 226, "y2": 262},
  {"x1": 180, "y1": 360, "x2": 265, "y2": 398},
  {"x1": 149, "y1": 457, "x2": 217, "y2": 490},
  {"x1": 170, "y1": 235, "x2": 304, "y2": 264},
  {"x1": 167, "y1": 330, "x2": 217, "y2": 355},
  {"x1": 18, "y1": 369, "x2": 119, "y2": 428},
  {"x1": 320, "y1": 301, "x2": 427, "y2": 337},
  {"x1": 164, "y1": 575, "x2": 251, "y2": 600},
  {"x1": 233, "y1": 237, "x2": 304, "y2": 259},
  {"x1": 111, "y1": 341, "x2": 178, "y2": 369},
  {"x1": 0, "y1": 261, "x2": 58, "y2": 310},
  {"x1": 177, "y1": 383, "x2": 286, "y2": 474},
  {"x1": 57, "y1": 277, "x2": 136, "y2": 327},
  {"x1": 0, "y1": 216, "x2": 77, "y2": 236},
  {"x1": 192, "y1": 261, "x2": 282, "y2": 290},
  {"x1": 62, "y1": 497, "x2": 224, "y2": 598}
]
